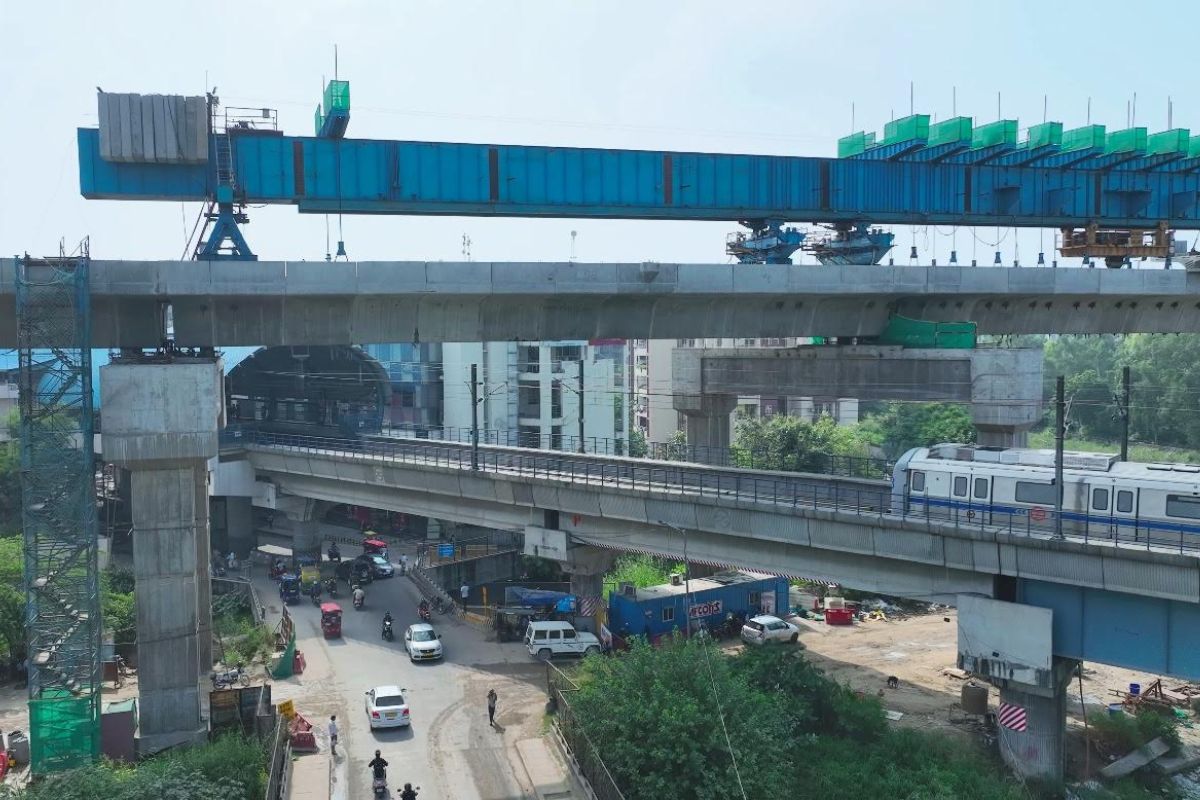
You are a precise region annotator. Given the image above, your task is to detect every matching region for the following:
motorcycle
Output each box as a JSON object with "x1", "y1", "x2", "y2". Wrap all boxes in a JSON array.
[
  {"x1": 211, "y1": 663, "x2": 249, "y2": 689},
  {"x1": 382, "y1": 618, "x2": 395, "y2": 641},
  {"x1": 310, "y1": 587, "x2": 322, "y2": 606},
  {"x1": 353, "y1": 593, "x2": 365, "y2": 610},
  {"x1": 417, "y1": 603, "x2": 431, "y2": 623},
  {"x1": 324, "y1": 578, "x2": 338, "y2": 598},
  {"x1": 372, "y1": 768, "x2": 387, "y2": 798},
  {"x1": 327, "y1": 544, "x2": 341, "y2": 563}
]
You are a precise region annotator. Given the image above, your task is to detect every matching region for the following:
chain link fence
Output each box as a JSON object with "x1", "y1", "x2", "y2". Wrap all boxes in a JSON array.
[{"x1": 545, "y1": 662, "x2": 626, "y2": 800}]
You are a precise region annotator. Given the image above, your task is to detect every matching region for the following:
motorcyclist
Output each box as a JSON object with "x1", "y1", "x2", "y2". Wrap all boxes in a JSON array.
[
  {"x1": 383, "y1": 610, "x2": 394, "y2": 626},
  {"x1": 400, "y1": 783, "x2": 418, "y2": 800},
  {"x1": 353, "y1": 585, "x2": 366, "y2": 607},
  {"x1": 328, "y1": 542, "x2": 341, "y2": 562},
  {"x1": 418, "y1": 599, "x2": 430, "y2": 618},
  {"x1": 310, "y1": 581, "x2": 322, "y2": 603},
  {"x1": 324, "y1": 577, "x2": 338, "y2": 595},
  {"x1": 368, "y1": 749, "x2": 388, "y2": 780}
]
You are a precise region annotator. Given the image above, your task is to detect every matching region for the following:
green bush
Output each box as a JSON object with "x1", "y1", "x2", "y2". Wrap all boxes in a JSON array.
[
  {"x1": 1087, "y1": 707, "x2": 1181, "y2": 755},
  {"x1": 0, "y1": 733, "x2": 268, "y2": 800}
]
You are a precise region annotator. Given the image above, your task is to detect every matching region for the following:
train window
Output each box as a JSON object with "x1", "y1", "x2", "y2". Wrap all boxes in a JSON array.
[
  {"x1": 1091, "y1": 488, "x2": 1109, "y2": 511},
  {"x1": 911, "y1": 471, "x2": 925, "y2": 492},
  {"x1": 953, "y1": 476, "x2": 967, "y2": 497},
  {"x1": 1015, "y1": 481, "x2": 1056, "y2": 505},
  {"x1": 974, "y1": 478, "x2": 989, "y2": 499},
  {"x1": 1166, "y1": 495, "x2": 1200, "y2": 520},
  {"x1": 1117, "y1": 491, "x2": 1134, "y2": 513}
]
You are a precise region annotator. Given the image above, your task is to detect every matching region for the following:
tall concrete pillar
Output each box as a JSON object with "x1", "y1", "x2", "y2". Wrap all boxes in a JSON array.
[
  {"x1": 101, "y1": 357, "x2": 223, "y2": 753},
  {"x1": 561, "y1": 545, "x2": 616, "y2": 634},
  {"x1": 276, "y1": 495, "x2": 321, "y2": 559},
  {"x1": 675, "y1": 394, "x2": 737, "y2": 464},
  {"x1": 997, "y1": 657, "x2": 1079, "y2": 782}
]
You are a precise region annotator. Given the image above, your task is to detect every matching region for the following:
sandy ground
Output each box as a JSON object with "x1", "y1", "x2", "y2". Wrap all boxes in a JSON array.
[{"x1": 785, "y1": 602, "x2": 1200, "y2": 765}]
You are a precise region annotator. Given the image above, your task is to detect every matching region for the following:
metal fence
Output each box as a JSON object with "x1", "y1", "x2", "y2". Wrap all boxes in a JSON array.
[
  {"x1": 263, "y1": 716, "x2": 291, "y2": 800},
  {"x1": 238, "y1": 431, "x2": 1200, "y2": 556},
  {"x1": 546, "y1": 662, "x2": 627, "y2": 800}
]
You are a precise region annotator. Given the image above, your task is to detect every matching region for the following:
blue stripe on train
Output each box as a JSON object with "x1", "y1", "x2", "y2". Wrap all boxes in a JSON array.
[{"x1": 908, "y1": 495, "x2": 1200, "y2": 537}]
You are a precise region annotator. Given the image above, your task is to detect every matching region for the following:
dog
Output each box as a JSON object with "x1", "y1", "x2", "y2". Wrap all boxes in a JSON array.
[{"x1": 886, "y1": 675, "x2": 899, "y2": 690}]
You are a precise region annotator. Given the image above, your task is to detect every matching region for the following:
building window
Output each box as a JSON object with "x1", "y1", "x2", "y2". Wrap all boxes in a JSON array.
[
  {"x1": 519, "y1": 345, "x2": 540, "y2": 373},
  {"x1": 1015, "y1": 481, "x2": 1056, "y2": 505},
  {"x1": 953, "y1": 476, "x2": 967, "y2": 497},
  {"x1": 910, "y1": 471, "x2": 925, "y2": 492},
  {"x1": 1166, "y1": 494, "x2": 1200, "y2": 520},
  {"x1": 518, "y1": 425, "x2": 540, "y2": 448},
  {"x1": 398, "y1": 388, "x2": 415, "y2": 409},
  {"x1": 662, "y1": 606, "x2": 675, "y2": 623},
  {"x1": 748, "y1": 591, "x2": 761, "y2": 607},
  {"x1": 1116, "y1": 490, "x2": 1134, "y2": 513},
  {"x1": 974, "y1": 478, "x2": 989, "y2": 499},
  {"x1": 551, "y1": 425, "x2": 563, "y2": 450},
  {"x1": 551, "y1": 381, "x2": 563, "y2": 418}
]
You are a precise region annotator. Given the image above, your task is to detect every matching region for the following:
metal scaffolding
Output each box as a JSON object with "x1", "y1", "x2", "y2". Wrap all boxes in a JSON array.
[{"x1": 16, "y1": 245, "x2": 100, "y2": 773}]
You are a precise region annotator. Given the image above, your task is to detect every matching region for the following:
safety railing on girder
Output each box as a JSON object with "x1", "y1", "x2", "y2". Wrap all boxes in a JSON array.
[{"x1": 232, "y1": 431, "x2": 1200, "y2": 556}]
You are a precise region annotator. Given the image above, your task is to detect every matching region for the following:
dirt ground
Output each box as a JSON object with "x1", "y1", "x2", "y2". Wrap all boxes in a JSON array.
[{"x1": 784, "y1": 602, "x2": 1200, "y2": 759}]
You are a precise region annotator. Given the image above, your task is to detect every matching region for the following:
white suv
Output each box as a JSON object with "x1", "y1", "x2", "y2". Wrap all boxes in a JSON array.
[
  {"x1": 524, "y1": 621, "x2": 601, "y2": 660},
  {"x1": 741, "y1": 615, "x2": 799, "y2": 645}
]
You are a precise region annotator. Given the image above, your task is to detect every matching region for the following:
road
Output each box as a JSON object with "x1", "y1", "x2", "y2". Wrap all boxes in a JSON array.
[{"x1": 258, "y1": 547, "x2": 555, "y2": 800}]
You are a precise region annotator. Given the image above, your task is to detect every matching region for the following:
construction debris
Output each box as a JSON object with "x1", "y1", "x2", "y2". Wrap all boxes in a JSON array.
[
  {"x1": 941, "y1": 667, "x2": 969, "y2": 680},
  {"x1": 1098, "y1": 737, "x2": 1170, "y2": 780}
]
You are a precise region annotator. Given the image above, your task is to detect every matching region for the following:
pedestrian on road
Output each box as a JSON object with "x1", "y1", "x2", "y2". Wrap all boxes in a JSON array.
[
  {"x1": 487, "y1": 688, "x2": 498, "y2": 726},
  {"x1": 400, "y1": 553, "x2": 409, "y2": 575},
  {"x1": 460, "y1": 581, "x2": 470, "y2": 610},
  {"x1": 328, "y1": 715, "x2": 339, "y2": 754}
]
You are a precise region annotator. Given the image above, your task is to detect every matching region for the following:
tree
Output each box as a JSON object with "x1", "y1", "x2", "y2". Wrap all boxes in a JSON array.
[
  {"x1": 731, "y1": 415, "x2": 871, "y2": 473},
  {"x1": 859, "y1": 402, "x2": 976, "y2": 459},
  {"x1": 601, "y1": 554, "x2": 685, "y2": 599},
  {"x1": 570, "y1": 637, "x2": 794, "y2": 799},
  {"x1": 627, "y1": 428, "x2": 648, "y2": 458}
]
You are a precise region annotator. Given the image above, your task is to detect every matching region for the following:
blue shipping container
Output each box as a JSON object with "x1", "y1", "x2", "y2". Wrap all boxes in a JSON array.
[{"x1": 607, "y1": 571, "x2": 788, "y2": 641}]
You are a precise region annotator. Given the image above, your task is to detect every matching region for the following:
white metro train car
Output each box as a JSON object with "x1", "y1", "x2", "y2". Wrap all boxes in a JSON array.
[{"x1": 892, "y1": 443, "x2": 1200, "y2": 545}]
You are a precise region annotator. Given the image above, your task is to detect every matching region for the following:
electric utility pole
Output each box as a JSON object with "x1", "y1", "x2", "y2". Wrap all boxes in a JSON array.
[
  {"x1": 1054, "y1": 375, "x2": 1065, "y2": 538},
  {"x1": 470, "y1": 363, "x2": 480, "y2": 471}
]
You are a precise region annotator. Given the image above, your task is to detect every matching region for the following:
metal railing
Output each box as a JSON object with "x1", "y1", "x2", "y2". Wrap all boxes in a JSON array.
[
  {"x1": 546, "y1": 662, "x2": 627, "y2": 800},
  {"x1": 236, "y1": 431, "x2": 1200, "y2": 556},
  {"x1": 375, "y1": 423, "x2": 893, "y2": 478}
]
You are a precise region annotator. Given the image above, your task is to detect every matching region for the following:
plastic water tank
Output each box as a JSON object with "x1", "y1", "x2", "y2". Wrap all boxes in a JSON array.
[{"x1": 961, "y1": 683, "x2": 989, "y2": 716}]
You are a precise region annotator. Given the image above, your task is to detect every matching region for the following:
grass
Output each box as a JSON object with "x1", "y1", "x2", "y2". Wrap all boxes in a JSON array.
[
  {"x1": 213, "y1": 600, "x2": 274, "y2": 667},
  {"x1": 1027, "y1": 430, "x2": 1200, "y2": 463}
]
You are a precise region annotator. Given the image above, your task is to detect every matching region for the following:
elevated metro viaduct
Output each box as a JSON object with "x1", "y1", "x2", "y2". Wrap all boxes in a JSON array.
[
  {"x1": 217, "y1": 433, "x2": 1200, "y2": 781},
  {"x1": 4, "y1": 259, "x2": 1200, "y2": 348},
  {"x1": 672, "y1": 345, "x2": 1043, "y2": 452}
]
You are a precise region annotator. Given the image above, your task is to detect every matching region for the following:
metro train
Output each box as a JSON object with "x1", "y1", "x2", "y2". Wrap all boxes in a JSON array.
[{"x1": 892, "y1": 443, "x2": 1200, "y2": 544}]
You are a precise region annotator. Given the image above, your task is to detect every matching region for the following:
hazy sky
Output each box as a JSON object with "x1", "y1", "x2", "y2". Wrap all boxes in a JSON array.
[{"x1": 2, "y1": 0, "x2": 1198, "y2": 265}]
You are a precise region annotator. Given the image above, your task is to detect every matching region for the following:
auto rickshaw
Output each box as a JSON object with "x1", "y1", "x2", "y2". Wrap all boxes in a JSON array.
[
  {"x1": 493, "y1": 606, "x2": 543, "y2": 642},
  {"x1": 320, "y1": 602, "x2": 343, "y2": 638},
  {"x1": 362, "y1": 537, "x2": 389, "y2": 560},
  {"x1": 279, "y1": 573, "x2": 302, "y2": 605}
]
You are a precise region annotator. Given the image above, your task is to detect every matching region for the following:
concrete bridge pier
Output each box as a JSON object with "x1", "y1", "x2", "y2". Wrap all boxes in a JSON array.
[
  {"x1": 277, "y1": 496, "x2": 322, "y2": 560},
  {"x1": 675, "y1": 394, "x2": 737, "y2": 464},
  {"x1": 996, "y1": 657, "x2": 1080, "y2": 782},
  {"x1": 100, "y1": 356, "x2": 223, "y2": 753}
]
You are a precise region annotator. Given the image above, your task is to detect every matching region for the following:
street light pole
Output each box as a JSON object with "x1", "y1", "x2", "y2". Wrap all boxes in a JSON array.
[{"x1": 658, "y1": 520, "x2": 691, "y2": 638}]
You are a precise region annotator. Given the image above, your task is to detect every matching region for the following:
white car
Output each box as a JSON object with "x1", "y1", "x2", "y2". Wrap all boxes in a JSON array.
[
  {"x1": 741, "y1": 615, "x2": 799, "y2": 645},
  {"x1": 364, "y1": 685, "x2": 410, "y2": 729},
  {"x1": 524, "y1": 621, "x2": 601, "y2": 660},
  {"x1": 404, "y1": 623, "x2": 443, "y2": 661}
]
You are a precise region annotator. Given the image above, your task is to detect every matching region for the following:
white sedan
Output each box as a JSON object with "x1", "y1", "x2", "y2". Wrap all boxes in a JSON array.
[
  {"x1": 741, "y1": 615, "x2": 800, "y2": 645},
  {"x1": 404, "y1": 623, "x2": 444, "y2": 662},
  {"x1": 364, "y1": 685, "x2": 410, "y2": 729}
]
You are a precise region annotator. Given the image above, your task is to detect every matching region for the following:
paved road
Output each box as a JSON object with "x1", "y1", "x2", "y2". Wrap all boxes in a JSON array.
[{"x1": 259, "y1": 547, "x2": 553, "y2": 800}]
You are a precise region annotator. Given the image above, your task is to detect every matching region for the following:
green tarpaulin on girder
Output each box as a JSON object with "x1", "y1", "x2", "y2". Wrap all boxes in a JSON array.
[
  {"x1": 880, "y1": 316, "x2": 976, "y2": 349},
  {"x1": 270, "y1": 629, "x2": 297, "y2": 680}
]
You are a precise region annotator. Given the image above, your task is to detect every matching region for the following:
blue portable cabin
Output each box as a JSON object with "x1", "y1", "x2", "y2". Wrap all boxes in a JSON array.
[{"x1": 607, "y1": 571, "x2": 788, "y2": 642}]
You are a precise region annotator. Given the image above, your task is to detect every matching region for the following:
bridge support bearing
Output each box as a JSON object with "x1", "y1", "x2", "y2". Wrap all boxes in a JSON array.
[
  {"x1": 100, "y1": 357, "x2": 223, "y2": 753},
  {"x1": 996, "y1": 656, "x2": 1080, "y2": 783}
]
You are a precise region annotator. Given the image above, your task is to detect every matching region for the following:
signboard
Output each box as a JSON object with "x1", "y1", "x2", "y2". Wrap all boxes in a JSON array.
[
  {"x1": 277, "y1": 700, "x2": 295, "y2": 719},
  {"x1": 523, "y1": 525, "x2": 569, "y2": 562},
  {"x1": 437, "y1": 544, "x2": 455, "y2": 558},
  {"x1": 689, "y1": 599, "x2": 722, "y2": 619}
]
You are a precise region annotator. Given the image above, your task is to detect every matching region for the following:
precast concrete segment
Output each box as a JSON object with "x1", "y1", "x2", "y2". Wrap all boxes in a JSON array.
[{"x1": 7, "y1": 260, "x2": 1200, "y2": 346}]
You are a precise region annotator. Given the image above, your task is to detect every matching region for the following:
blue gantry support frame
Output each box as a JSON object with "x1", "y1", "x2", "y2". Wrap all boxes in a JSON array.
[{"x1": 77, "y1": 128, "x2": 1200, "y2": 230}]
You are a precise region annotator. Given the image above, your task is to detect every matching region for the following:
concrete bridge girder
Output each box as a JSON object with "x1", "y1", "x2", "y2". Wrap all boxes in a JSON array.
[{"x1": 672, "y1": 345, "x2": 1044, "y2": 450}]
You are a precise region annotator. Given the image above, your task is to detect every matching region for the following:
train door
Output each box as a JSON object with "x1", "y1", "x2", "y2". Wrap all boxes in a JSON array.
[
  {"x1": 951, "y1": 473, "x2": 970, "y2": 521},
  {"x1": 1111, "y1": 486, "x2": 1138, "y2": 542},
  {"x1": 970, "y1": 474, "x2": 992, "y2": 525},
  {"x1": 1087, "y1": 482, "x2": 1116, "y2": 539}
]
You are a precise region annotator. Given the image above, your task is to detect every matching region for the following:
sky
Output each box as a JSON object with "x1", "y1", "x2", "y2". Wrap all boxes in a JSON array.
[{"x1": 3, "y1": 0, "x2": 1200, "y2": 266}]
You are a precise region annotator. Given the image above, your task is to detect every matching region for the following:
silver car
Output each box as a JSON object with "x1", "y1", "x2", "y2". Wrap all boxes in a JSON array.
[{"x1": 404, "y1": 623, "x2": 443, "y2": 661}]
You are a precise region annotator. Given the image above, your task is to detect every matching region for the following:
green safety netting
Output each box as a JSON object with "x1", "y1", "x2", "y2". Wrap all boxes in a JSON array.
[
  {"x1": 323, "y1": 80, "x2": 350, "y2": 113},
  {"x1": 30, "y1": 691, "x2": 98, "y2": 774},
  {"x1": 879, "y1": 316, "x2": 976, "y2": 349},
  {"x1": 270, "y1": 628, "x2": 297, "y2": 680}
]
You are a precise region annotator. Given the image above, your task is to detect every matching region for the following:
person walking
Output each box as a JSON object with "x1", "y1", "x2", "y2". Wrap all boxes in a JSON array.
[
  {"x1": 487, "y1": 688, "x2": 498, "y2": 726},
  {"x1": 460, "y1": 581, "x2": 470, "y2": 611},
  {"x1": 328, "y1": 715, "x2": 339, "y2": 755},
  {"x1": 400, "y1": 553, "x2": 409, "y2": 575}
]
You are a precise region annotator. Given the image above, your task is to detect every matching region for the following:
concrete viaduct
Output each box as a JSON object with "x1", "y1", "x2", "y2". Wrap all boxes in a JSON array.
[{"x1": 5, "y1": 259, "x2": 1200, "y2": 347}]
